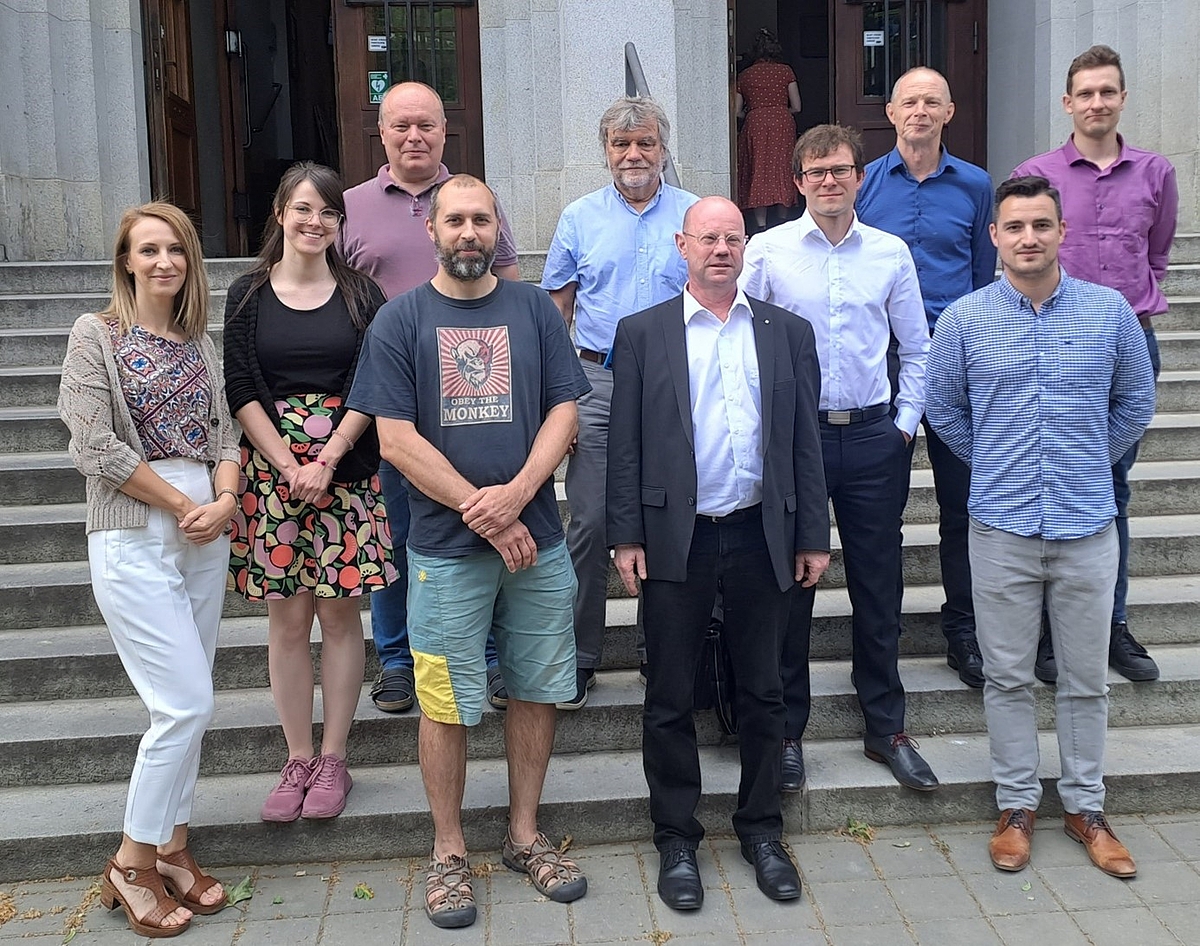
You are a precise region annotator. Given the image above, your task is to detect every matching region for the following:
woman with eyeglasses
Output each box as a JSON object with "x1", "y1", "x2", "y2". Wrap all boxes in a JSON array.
[
  {"x1": 59, "y1": 202, "x2": 237, "y2": 936},
  {"x1": 224, "y1": 161, "x2": 397, "y2": 823}
]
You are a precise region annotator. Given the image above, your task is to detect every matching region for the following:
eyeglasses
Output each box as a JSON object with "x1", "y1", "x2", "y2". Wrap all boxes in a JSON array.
[
  {"x1": 286, "y1": 204, "x2": 343, "y2": 227},
  {"x1": 682, "y1": 232, "x2": 746, "y2": 249},
  {"x1": 798, "y1": 165, "x2": 857, "y2": 184}
]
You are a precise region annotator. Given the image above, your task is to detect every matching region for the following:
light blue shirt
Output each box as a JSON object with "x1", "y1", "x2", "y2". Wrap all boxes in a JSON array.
[
  {"x1": 739, "y1": 212, "x2": 930, "y2": 436},
  {"x1": 541, "y1": 181, "x2": 700, "y2": 353},
  {"x1": 683, "y1": 287, "x2": 763, "y2": 517},
  {"x1": 926, "y1": 271, "x2": 1156, "y2": 540}
]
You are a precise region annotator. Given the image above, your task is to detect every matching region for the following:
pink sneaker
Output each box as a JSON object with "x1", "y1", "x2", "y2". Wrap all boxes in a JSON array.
[
  {"x1": 261, "y1": 757, "x2": 315, "y2": 822},
  {"x1": 301, "y1": 753, "x2": 353, "y2": 819}
]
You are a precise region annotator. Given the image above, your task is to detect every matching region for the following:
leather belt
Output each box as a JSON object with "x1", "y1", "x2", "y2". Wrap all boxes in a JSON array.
[
  {"x1": 698, "y1": 503, "x2": 762, "y2": 525},
  {"x1": 578, "y1": 348, "x2": 607, "y2": 364},
  {"x1": 818, "y1": 403, "x2": 890, "y2": 425}
]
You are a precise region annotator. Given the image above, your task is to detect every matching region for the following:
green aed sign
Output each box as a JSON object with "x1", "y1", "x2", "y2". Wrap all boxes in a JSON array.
[{"x1": 368, "y1": 71, "x2": 389, "y2": 104}]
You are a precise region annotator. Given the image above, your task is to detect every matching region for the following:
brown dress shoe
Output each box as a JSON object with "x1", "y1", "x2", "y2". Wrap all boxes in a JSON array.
[
  {"x1": 989, "y1": 808, "x2": 1036, "y2": 871},
  {"x1": 1063, "y1": 811, "x2": 1137, "y2": 878}
]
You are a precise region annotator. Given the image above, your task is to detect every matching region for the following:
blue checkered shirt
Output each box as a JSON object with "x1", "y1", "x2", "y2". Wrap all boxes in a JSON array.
[{"x1": 926, "y1": 271, "x2": 1156, "y2": 539}]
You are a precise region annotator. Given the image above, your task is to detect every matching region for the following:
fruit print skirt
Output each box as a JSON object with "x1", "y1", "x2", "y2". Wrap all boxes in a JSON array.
[{"x1": 227, "y1": 393, "x2": 398, "y2": 601}]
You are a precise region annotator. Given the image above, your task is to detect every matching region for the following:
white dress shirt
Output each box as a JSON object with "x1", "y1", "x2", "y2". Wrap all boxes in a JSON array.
[
  {"x1": 683, "y1": 287, "x2": 764, "y2": 517},
  {"x1": 739, "y1": 211, "x2": 930, "y2": 436}
]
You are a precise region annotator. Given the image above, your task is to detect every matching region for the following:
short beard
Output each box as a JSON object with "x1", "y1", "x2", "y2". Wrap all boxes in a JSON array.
[{"x1": 436, "y1": 241, "x2": 496, "y2": 282}]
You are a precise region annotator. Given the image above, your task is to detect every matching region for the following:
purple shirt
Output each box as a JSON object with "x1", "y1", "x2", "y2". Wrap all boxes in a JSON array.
[
  {"x1": 338, "y1": 164, "x2": 519, "y2": 300},
  {"x1": 1013, "y1": 136, "x2": 1178, "y2": 317}
]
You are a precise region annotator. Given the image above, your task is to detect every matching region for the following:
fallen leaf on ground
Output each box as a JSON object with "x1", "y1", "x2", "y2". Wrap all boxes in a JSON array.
[
  {"x1": 891, "y1": 841, "x2": 912, "y2": 848},
  {"x1": 1020, "y1": 880, "x2": 1032, "y2": 892},
  {"x1": 0, "y1": 894, "x2": 15, "y2": 925},
  {"x1": 225, "y1": 876, "x2": 254, "y2": 905},
  {"x1": 352, "y1": 883, "x2": 374, "y2": 900},
  {"x1": 272, "y1": 896, "x2": 283, "y2": 905}
]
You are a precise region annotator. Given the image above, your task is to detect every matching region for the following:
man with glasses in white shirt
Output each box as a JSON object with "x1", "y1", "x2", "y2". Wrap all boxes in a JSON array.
[{"x1": 742, "y1": 124, "x2": 936, "y2": 793}]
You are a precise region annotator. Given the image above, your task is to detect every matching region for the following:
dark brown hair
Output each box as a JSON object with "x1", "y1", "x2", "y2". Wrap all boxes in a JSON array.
[
  {"x1": 792, "y1": 124, "x2": 865, "y2": 178},
  {"x1": 1067, "y1": 44, "x2": 1125, "y2": 93},
  {"x1": 994, "y1": 176, "x2": 1063, "y2": 222}
]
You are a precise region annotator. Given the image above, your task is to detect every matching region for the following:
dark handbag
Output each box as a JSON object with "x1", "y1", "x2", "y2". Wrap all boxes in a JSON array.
[{"x1": 694, "y1": 616, "x2": 739, "y2": 736}]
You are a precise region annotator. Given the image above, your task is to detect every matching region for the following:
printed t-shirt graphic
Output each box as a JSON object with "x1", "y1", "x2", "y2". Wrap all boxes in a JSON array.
[{"x1": 438, "y1": 326, "x2": 512, "y2": 425}]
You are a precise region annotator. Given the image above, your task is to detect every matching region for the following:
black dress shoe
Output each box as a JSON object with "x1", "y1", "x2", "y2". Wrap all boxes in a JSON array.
[
  {"x1": 781, "y1": 739, "x2": 805, "y2": 793},
  {"x1": 946, "y1": 635, "x2": 985, "y2": 689},
  {"x1": 1035, "y1": 624, "x2": 1057, "y2": 684},
  {"x1": 863, "y1": 733, "x2": 939, "y2": 791},
  {"x1": 1109, "y1": 622, "x2": 1160, "y2": 681},
  {"x1": 740, "y1": 840, "x2": 801, "y2": 901},
  {"x1": 657, "y1": 848, "x2": 703, "y2": 911}
]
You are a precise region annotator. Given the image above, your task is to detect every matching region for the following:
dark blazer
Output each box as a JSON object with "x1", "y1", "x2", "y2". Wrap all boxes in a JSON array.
[{"x1": 606, "y1": 293, "x2": 830, "y2": 593}]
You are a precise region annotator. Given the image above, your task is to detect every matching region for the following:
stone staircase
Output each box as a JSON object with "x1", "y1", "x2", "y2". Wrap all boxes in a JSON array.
[{"x1": 0, "y1": 245, "x2": 1198, "y2": 883}]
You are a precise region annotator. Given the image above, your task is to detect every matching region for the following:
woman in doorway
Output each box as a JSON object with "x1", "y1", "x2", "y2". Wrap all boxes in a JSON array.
[
  {"x1": 59, "y1": 202, "x2": 237, "y2": 937},
  {"x1": 224, "y1": 161, "x2": 395, "y2": 824},
  {"x1": 736, "y1": 29, "x2": 803, "y2": 231}
]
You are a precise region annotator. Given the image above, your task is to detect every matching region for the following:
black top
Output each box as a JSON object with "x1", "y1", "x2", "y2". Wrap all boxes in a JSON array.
[{"x1": 256, "y1": 282, "x2": 359, "y2": 398}]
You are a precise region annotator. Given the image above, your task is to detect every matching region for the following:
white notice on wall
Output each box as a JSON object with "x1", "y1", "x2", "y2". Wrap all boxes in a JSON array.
[
  {"x1": 368, "y1": 35, "x2": 388, "y2": 52},
  {"x1": 863, "y1": 30, "x2": 885, "y2": 47}
]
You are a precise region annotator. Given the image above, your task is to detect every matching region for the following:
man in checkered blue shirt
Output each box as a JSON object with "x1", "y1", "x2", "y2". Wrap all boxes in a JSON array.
[{"x1": 926, "y1": 176, "x2": 1155, "y2": 878}]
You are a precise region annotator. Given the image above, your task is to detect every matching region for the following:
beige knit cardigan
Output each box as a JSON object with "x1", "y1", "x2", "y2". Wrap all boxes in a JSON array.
[{"x1": 57, "y1": 314, "x2": 240, "y2": 533}]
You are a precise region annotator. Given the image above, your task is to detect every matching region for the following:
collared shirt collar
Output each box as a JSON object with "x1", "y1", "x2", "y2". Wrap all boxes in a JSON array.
[
  {"x1": 996, "y1": 267, "x2": 1071, "y2": 309},
  {"x1": 375, "y1": 162, "x2": 451, "y2": 197},
  {"x1": 883, "y1": 145, "x2": 953, "y2": 180},
  {"x1": 609, "y1": 179, "x2": 666, "y2": 215},
  {"x1": 796, "y1": 209, "x2": 863, "y2": 248},
  {"x1": 682, "y1": 285, "x2": 754, "y2": 324},
  {"x1": 1062, "y1": 134, "x2": 1129, "y2": 170}
]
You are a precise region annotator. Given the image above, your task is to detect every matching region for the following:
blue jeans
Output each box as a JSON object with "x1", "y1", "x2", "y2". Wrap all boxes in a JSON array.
[
  {"x1": 370, "y1": 461, "x2": 498, "y2": 670},
  {"x1": 1111, "y1": 323, "x2": 1160, "y2": 623}
]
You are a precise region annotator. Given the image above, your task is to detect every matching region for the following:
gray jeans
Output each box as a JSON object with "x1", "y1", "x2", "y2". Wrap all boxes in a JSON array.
[{"x1": 969, "y1": 518, "x2": 1117, "y2": 814}]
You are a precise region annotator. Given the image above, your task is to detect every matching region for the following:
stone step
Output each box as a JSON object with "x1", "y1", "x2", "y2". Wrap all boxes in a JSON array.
[
  {"x1": 1162, "y1": 263, "x2": 1200, "y2": 297},
  {"x1": 1171, "y1": 234, "x2": 1200, "y2": 265},
  {"x1": 0, "y1": 325, "x2": 226, "y2": 368},
  {"x1": 0, "y1": 259, "x2": 254, "y2": 294},
  {"x1": 0, "y1": 290, "x2": 231, "y2": 330},
  {"x1": 3, "y1": 575, "x2": 1198, "y2": 707},
  {"x1": 2, "y1": 722, "x2": 1198, "y2": 882},
  {"x1": 0, "y1": 451, "x2": 81, "y2": 506},
  {"x1": 5, "y1": 644, "x2": 1200, "y2": 790},
  {"x1": 1157, "y1": 296, "x2": 1200, "y2": 331}
]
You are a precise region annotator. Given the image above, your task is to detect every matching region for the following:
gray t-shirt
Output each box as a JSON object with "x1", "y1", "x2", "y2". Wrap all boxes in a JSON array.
[{"x1": 348, "y1": 279, "x2": 590, "y2": 557}]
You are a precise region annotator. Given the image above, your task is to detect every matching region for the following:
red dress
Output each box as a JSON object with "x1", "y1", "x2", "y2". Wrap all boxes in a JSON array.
[{"x1": 737, "y1": 61, "x2": 799, "y2": 210}]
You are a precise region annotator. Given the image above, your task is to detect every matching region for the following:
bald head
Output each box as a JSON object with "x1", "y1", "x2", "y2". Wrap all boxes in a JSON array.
[
  {"x1": 378, "y1": 82, "x2": 445, "y2": 124},
  {"x1": 378, "y1": 82, "x2": 447, "y2": 187},
  {"x1": 885, "y1": 67, "x2": 955, "y2": 150},
  {"x1": 676, "y1": 196, "x2": 746, "y2": 300}
]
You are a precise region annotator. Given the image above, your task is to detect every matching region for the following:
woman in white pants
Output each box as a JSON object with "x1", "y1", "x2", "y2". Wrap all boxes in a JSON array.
[{"x1": 58, "y1": 202, "x2": 240, "y2": 939}]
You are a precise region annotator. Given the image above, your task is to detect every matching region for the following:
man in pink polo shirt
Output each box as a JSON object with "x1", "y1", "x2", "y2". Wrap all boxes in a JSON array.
[
  {"x1": 339, "y1": 81, "x2": 520, "y2": 715},
  {"x1": 1014, "y1": 45, "x2": 1178, "y2": 685}
]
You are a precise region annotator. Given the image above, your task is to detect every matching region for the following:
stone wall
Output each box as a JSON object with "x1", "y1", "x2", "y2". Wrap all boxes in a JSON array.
[
  {"x1": 989, "y1": 0, "x2": 1199, "y2": 231},
  {"x1": 479, "y1": 0, "x2": 731, "y2": 254},
  {"x1": 0, "y1": 0, "x2": 148, "y2": 261}
]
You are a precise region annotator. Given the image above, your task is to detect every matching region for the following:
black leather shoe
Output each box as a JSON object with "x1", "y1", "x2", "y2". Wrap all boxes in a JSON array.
[
  {"x1": 1034, "y1": 627, "x2": 1057, "y2": 684},
  {"x1": 1109, "y1": 622, "x2": 1160, "y2": 681},
  {"x1": 657, "y1": 848, "x2": 703, "y2": 911},
  {"x1": 556, "y1": 668, "x2": 595, "y2": 711},
  {"x1": 946, "y1": 634, "x2": 985, "y2": 689},
  {"x1": 781, "y1": 739, "x2": 805, "y2": 793},
  {"x1": 863, "y1": 733, "x2": 939, "y2": 791},
  {"x1": 740, "y1": 840, "x2": 801, "y2": 901},
  {"x1": 370, "y1": 666, "x2": 415, "y2": 713}
]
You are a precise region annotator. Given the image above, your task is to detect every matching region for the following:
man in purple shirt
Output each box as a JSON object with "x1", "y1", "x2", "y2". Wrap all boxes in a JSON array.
[
  {"x1": 1014, "y1": 45, "x2": 1178, "y2": 685},
  {"x1": 338, "y1": 82, "x2": 521, "y2": 715}
]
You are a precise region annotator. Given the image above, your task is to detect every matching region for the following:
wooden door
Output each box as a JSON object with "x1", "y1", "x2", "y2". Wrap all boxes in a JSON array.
[
  {"x1": 334, "y1": 1, "x2": 485, "y2": 188},
  {"x1": 831, "y1": 0, "x2": 987, "y2": 166},
  {"x1": 213, "y1": 0, "x2": 251, "y2": 255},
  {"x1": 141, "y1": 0, "x2": 202, "y2": 221}
]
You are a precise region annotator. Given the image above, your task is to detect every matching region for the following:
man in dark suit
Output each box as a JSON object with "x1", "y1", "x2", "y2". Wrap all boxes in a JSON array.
[{"x1": 607, "y1": 196, "x2": 830, "y2": 911}]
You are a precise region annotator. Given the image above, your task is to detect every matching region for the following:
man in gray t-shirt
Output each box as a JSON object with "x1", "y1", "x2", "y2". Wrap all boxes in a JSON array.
[{"x1": 347, "y1": 175, "x2": 590, "y2": 931}]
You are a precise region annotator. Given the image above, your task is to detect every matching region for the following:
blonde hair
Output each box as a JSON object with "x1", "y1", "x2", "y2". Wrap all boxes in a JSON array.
[{"x1": 100, "y1": 202, "x2": 210, "y2": 340}]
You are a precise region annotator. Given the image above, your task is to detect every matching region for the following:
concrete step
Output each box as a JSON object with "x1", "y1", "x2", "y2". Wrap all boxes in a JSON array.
[
  {"x1": 4, "y1": 576, "x2": 1199, "y2": 706},
  {"x1": 1171, "y1": 234, "x2": 1200, "y2": 265},
  {"x1": 1159, "y1": 330, "x2": 1200, "y2": 370},
  {"x1": 0, "y1": 290, "x2": 231, "y2": 330},
  {"x1": 5, "y1": 644, "x2": 1200, "y2": 790},
  {"x1": 0, "y1": 325, "x2": 225, "y2": 368},
  {"x1": 1162, "y1": 263, "x2": 1200, "y2": 297},
  {"x1": 0, "y1": 451, "x2": 81, "y2": 505},
  {"x1": 0, "y1": 406, "x2": 68, "y2": 453},
  {"x1": 1157, "y1": 296, "x2": 1200, "y2": 331},
  {"x1": 2, "y1": 722, "x2": 1199, "y2": 882},
  {"x1": 0, "y1": 259, "x2": 254, "y2": 294}
]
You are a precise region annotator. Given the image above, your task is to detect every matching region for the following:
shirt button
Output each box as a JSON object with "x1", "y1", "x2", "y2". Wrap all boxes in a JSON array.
[
  {"x1": 687, "y1": 497, "x2": 695, "y2": 506},
  {"x1": 206, "y1": 460, "x2": 216, "y2": 470},
  {"x1": 210, "y1": 417, "x2": 220, "y2": 427},
  {"x1": 639, "y1": 247, "x2": 645, "y2": 253}
]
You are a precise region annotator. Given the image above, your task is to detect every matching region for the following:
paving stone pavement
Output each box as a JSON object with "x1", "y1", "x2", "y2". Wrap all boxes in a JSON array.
[{"x1": 4, "y1": 813, "x2": 1200, "y2": 945}]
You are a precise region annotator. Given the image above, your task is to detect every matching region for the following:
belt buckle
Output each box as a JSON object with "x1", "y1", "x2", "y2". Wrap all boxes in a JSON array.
[{"x1": 825, "y1": 410, "x2": 853, "y2": 425}]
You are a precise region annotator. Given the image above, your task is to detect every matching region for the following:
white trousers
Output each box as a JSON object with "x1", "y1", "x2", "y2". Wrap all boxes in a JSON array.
[{"x1": 88, "y1": 459, "x2": 230, "y2": 845}]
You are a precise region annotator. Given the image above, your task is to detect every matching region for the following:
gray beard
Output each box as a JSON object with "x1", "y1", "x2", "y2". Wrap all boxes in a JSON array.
[{"x1": 437, "y1": 243, "x2": 496, "y2": 282}]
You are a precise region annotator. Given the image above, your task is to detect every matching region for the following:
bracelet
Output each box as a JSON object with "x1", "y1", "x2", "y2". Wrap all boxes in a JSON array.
[
  {"x1": 315, "y1": 457, "x2": 335, "y2": 469},
  {"x1": 216, "y1": 487, "x2": 238, "y2": 504},
  {"x1": 331, "y1": 429, "x2": 356, "y2": 450}
]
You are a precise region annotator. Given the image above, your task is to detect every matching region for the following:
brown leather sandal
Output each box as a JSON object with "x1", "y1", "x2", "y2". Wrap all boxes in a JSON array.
[
  {"x1": 99, "y1": 858, "x2": 192, "y2": 938},
  {"x1": 157, "y1": 847, "x2": 229, "y2": 914}
]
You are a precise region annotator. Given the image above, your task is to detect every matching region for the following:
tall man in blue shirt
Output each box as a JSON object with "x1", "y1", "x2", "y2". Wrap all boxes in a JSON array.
[
  {"x1": 856, "y1": 67, "x2": 995, "y2": 689},
  {"x1": 742, "y1": 124, "x2": 937, "y2": 793},
  {"x1": 542, "y1": 97, "x2": 699, "y2": 708},
  {"x1": 927, "y1": 176, "x2": 1155, "y2": 878}
]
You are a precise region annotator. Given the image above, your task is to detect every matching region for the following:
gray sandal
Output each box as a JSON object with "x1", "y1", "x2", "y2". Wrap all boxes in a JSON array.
[
  {"x1": 502, "y1": 831, "x2": 588, "y2": 903},
  {"x1": 424, "y1": 853, "x2": 476, "y2": 929}
]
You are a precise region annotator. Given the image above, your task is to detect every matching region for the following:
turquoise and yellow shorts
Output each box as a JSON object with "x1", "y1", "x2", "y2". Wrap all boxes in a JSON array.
[{"x1": 407, "y1": 539, "x2": 577, "y2": 725}]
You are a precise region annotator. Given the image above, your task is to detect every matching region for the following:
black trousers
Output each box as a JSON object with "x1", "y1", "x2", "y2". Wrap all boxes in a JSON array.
[
  {"x1": 642, "y1": 507, "x2": 790, "y2": 852},
  {"x1": 783, "y1": 415, "x2": 908, "y2": 739}
]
